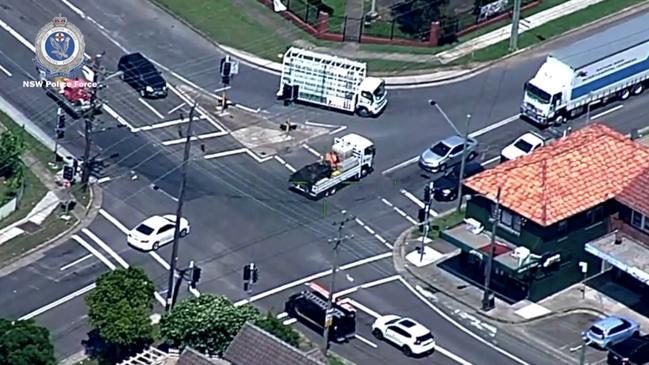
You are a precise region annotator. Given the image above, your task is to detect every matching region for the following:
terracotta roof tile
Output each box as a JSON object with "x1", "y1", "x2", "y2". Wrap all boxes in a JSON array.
[
  {"x1": 618, "y1": 168, "x2": 649, "y2": 217},
  {"x1": 464, "y1": 124, "x2": 649, "y2": 226}
]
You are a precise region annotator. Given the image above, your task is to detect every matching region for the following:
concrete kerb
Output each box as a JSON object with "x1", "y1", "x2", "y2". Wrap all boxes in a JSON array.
[{"x1": 391, "y1": 213, "x2": 606, "y2": 326}]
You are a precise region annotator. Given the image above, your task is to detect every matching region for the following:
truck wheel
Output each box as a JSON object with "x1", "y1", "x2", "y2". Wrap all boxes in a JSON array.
[
  {"x1": 356, "y1": 107, "x2": 370, "y2": 117},
  {"x1": 329, "y1": 187, "x2": 337, "y2": 195},
  {"x1": 360, "y1": 167, "x2": 369, "y2": 178},
  {"x1": 554, "y1": 115, "x2": 565, "y2": 125},
  {"x1": 619, "y1": 88, "x2": 631, "y2": 100},
  {"x1": 632, "y1": 84, "x2": 644, "y2": 95}
]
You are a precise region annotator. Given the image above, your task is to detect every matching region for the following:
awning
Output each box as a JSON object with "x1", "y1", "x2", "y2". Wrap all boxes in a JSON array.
[{"x1": 585, "y1": 233, "x2": 649, "y2": 286}]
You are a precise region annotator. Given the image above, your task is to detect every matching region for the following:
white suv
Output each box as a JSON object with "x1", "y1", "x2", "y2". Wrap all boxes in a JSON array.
[{"x1": 372, "y1": 315, "x2": 435, "y2": 356}]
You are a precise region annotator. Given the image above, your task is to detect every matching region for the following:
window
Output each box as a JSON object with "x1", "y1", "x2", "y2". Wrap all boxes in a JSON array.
[
  {"x1": 450, "y1": 145, "x2": 464, "y2": 155},
  {"x1": 500, "y1": 209, "x2": 522, "y2": 232},
  {"x1": 558, "y1": 221, "x2": 568, "y2": 236},
  {"x1": 587, "y1": 206, "x2": 604, "y2": 224},
  {"x1": 389, "y1": 327, "x2": 410, "y2": 338},
  {"x1": 631, "y1": 210, "x2": 643, "y2": 229},
  {"x1": 158, "y1": 224, "x2": 175, "y2": 234}
]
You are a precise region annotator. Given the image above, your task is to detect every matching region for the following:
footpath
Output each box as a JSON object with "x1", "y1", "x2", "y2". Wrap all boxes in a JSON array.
[{"x1": 220, "y1": 0, "x2": 649, "y2": 85}]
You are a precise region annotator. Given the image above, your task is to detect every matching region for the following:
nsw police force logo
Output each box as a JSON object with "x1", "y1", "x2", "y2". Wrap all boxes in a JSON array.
[{"x1": 34, "y1": 16, "x2": 86, "y2": 80}]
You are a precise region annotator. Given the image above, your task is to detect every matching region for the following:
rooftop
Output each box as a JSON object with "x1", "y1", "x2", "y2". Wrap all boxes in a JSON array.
[
  {"x1": 585, "y1": 232, "x2": 649, "y2": 286},
  {"x1": 464, "y1": 124, "x2": 649, "y2": 227}
]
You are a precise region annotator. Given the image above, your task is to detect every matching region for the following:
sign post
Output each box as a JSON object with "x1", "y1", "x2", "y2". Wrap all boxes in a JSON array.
[{"x1": 578, "y1": 261, "x2": 588, "y2": 299}]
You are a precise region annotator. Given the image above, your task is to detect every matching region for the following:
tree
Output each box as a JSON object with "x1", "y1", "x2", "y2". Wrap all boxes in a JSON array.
[
  {"x1": 0, "y1": 318, "x2": 56, "y2": 365},
  {"x1": 85, "y1": 268, "x2": 156, "y2": 364},
  {"x1": 0, "y1": 130, "x2": 24, "y2": 176},
  {"x1": 161, "y1": 294, "x2": 260, "y2": 355},
  {"x1": 254, "y1": 311, "x2": 300, "y2": 348},
  {"x1": 393, "y1": 0, "x2": 449, "y2": 40}
]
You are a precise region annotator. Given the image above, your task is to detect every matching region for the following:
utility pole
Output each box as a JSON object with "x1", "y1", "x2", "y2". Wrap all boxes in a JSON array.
[
  {"x1": 509, "y1": 0, "x2": 522, "y2": 52},
  {"x1": 165, "y1": 102, "x2": 197, "y2": 312},
  {"x1": 81, "y1": 52, "x2": 104, "y2": 192},
  {"x1": 456, "y1": 113, "x2": 472, "y2": 212},
  {"x1": 419, "y1": 188, "x2": 432, "y2": 263},
  {"x1": 482, "y1": 187, "x2": 501, "y2": 311},
  {"x1": 579, "y1": 336, "x2": 588, "y2": 365},
  {"x1": 322, "y1": 210, "x2": 354, "y2": 356}
]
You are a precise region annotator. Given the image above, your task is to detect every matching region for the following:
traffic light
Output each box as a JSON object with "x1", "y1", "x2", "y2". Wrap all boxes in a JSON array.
[
  {"x1": 63, "y1": 165, "x2": 74, "y2": 181},
  {"x1": 418, "y1": 208, "x2": 426, "y2": 233},
  {"x1": 72, "y1": 159, "x2": 79, "y2": 175},
  {"x1": 423, "y1": 184, "x2": 431, "y2": 203},
  {"x1": 190, "y1": 266, "x2": 202, "y2": 289},
  {"x1": 252, "y1": 266, "x2": 258, "y2": 284},
  {"x1": 57, "y1": 114, "x2": 65, "y2": 129},
  {"x1": 220, "y1": 56, "x2": 231, "y2": 85}
]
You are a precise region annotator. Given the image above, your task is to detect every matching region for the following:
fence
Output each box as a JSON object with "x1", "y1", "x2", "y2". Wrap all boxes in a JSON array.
[{"x1": 0, "y1": 183, "x2": 24, "y2": 221}]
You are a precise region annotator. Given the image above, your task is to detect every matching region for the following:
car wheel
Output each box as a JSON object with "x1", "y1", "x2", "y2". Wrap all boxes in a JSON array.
[
  {"x1": 372, "y1": 329, "x2": 384, "y2": 340},
  {"x1": 152, "y1": 241, "x2": 160, "y2": 251},
  {"x1": 402, "y1": 345, "x2": 412, "y2": 356},
  {"x1": 140, "y1": 89, "x2": 146, "y2": 97},
  {"x1": 180, "y1": 228, "x2": 188, "y2": 237},
  {"x1": 633, "y1": 330, "x2": 640, "y2": 337}
]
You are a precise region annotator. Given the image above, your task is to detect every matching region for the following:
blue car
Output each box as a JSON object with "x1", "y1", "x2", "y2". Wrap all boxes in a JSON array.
[{"x1": 584, "y1": 316, "x2": 640, "y2": 349}]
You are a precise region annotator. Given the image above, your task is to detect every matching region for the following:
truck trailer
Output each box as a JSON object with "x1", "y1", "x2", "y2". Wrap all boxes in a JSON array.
[
  {"x1": 289, "y1": 134, "x2": 375, "y2": 199},
  {"x1": 276, "y1": 47, "x2": 387, "y2": 117},
  {"x1": 520, "y1": 12, "x2": 649, "y2": 125}
]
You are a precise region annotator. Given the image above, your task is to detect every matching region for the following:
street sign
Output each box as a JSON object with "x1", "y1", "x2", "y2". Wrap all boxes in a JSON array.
[
  {"x1": 230, "y1": 61, "x2": 239, "y2": 75},
  {"x1": 62, "y1": 179, "x2": 71, "y2": 189},
  {"x1": 324, "y1": 309, "x2": 333, "y2": 328}
]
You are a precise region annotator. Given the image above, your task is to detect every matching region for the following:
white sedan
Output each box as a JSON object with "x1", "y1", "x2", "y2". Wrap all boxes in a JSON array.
[
  {"x1": 372, "y1": 315, "x2": 435, "y2": 356},
  {"x1": 127, "y1": 215, "x2": 190, "y2": 251}
]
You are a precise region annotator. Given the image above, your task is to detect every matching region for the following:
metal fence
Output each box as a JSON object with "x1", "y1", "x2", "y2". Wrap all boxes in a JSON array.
[{"x1": 283, "y1": 0, "x2": 320, "y2": 27}]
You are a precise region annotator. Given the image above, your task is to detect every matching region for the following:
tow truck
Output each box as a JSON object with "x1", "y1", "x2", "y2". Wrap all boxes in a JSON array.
[{"x1": 289, "y1": 134, "x2": 375, "y2": 199}]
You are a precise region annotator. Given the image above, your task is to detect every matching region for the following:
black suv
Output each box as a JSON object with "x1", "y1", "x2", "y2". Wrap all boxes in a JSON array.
[
  {"x1": 430, "y1": 161, "x2": 485, "y2": 201},
  {"x1": 285, "y1": 289, "x2": 356, "y2": 342},
  {"x1": 608, "y1": 336, "x2": 649, "y2": 365},
  {"x1": 117, "y1": 53, "x2": 167, "y2": 98}
]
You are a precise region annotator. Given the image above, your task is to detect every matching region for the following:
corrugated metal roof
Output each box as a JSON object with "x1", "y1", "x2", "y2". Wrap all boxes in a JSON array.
[{"x1": 550, "y1": 11, "x2": 649, "y2": 70}]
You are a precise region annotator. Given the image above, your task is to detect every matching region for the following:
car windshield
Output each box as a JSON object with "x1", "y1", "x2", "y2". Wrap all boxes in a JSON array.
[
  {"x1": 416, "y1": 333, "x2": 434, "y2": 343},
  {"x1": 373, "y1": 82, "x2": 386, "y2": 98},
  {"x1": 589, "y1": 326, "x2": 604, "y2": 337},
  {"x1": 136, "y1": 224, "x2": 154, "y2": 235},
  {"x1": 385, "y1": 318, "x2": 399, "y2": 325},
  {"x1": 525, "y1": 82, "x2": 551, "y2": 103},
  {"x1": 430, "y1": 142, "x2": 450, "y2": 156},
  {"x1": 513, "y1": 139, "x2": 534, "y2": 153}
]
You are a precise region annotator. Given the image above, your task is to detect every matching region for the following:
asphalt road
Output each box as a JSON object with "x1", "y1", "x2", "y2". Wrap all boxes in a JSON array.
[{"x1": 1, "y1": 0, "x2": 648, "y2": 363}]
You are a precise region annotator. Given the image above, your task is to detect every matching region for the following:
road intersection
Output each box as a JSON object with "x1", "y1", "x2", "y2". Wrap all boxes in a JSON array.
[{"x1": 1, "y1": 0, "x2": 649, "y2": 364}]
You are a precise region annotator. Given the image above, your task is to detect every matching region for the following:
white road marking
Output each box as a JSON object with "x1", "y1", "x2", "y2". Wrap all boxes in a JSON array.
[
  {"x1": 167, "y1": 84, "x2": 228, "y2": 133},
  {"x1": 277, "y1": 312, "x2": 288, "y2": 319},
  {"x1": 304, "y1": 121, "x2": 340, "y2": 128},
  {"x1": 345, "y1": 299, "x2": 381, "y2": 319},
  {"x1": 380, "y1": 198, "x2": 393, "y2": 207},
  {"x1": 436, "y1": 347, "x2": 474, "y2": 365},
  {"x1": 394, "y1": 207, "x2": 418, "y2": 225},
  {"x1": 468, "y1": 114, "x2": 520, "y2": 139},
  {"x1": 60, "y1": 0, "x2": 86, "y2": 18},
  {"x1": 19, "y1": 283, "x2": 96, "y2": 320},
  {"x1": 382, "y1": 156, "x2": 418, "y2": 175},
  {"x1": 354, "y1": 217, "x2": 365, "y2": 226},
  {"x1": 154, "y1": 186, "x2": 179, "y2": 202},
  {"x1": 481, "y1": 156, "x2": 500, "y2": 166},
  {"x1": 400, "y1": 189, "x2": 424, "y2": 208},
  {"x1": 374, "y1": 234, "x2": 390, "y2": 247},
  {"x1": 591, "y1": 104, "x2": 623, "y2": 120},
  {"x1": 274, "y1": 156, "x2": 296, "y2": 172},
  {"x1": 329, "y1": 126, "x2": 347, "y2": 135},
  {"x1": 71, "y1": 235, "x2": 116, "y2": 270},
  {"x1": 0, "y1": 19, "x2": 36, "y2": 52},
  {"x1": 204, "y1": 148, "x2": 273, "y2": 163},
  {"x1": 154, "y1": 292, "x2": 166, "y2": 305},
  {"x1": 138, "y1": 98, "x2": 165, "y2": 119},
  {"x1": 234, "y1": 103, "x2": 260, "y2": 114},
  {"x1": 234, "y1": 252, "x2": 392, "y2": 306},
  {"x1": 398, "y1": 277, "x2": 531, "y2": 365},
  {"x1": 82, "y1": 228, "x2": 130, "y2": 268},
  {"x1": 363, "y1": 225, "x2": 376, "y2": 235},
  {"x1": 302, "y1": 144, "x2": 321, "y2": 157},
  {"x1": 102, "y1": 104, "x2": 137, "y2": 132},
  {"x1": 0, "y1": 64, "x2": 12, "y2": 77},
  {"x1": 168, "y1": 102, "x2": 186, "y2": 115},
  {"x1": 148, "y1": 251, "x2": 200, "y2": 297},
  {"x1": 161, "y1": 131, "x2": 228, "y2": 146},
  {"x1": 96, "y1": 176, "x2": 111, "y2": 184},
  {"x1": 98, "y1": 209, "x2": 129, "y2": 234},
  {"x1": 355, "y1": 334, "x2": 378, "y2": 348},
  {"x1": 59, "y1": 254, "x2": 94, "y2": 271},
  {"x1": 132, "y1": 115, "x2": 207, "y2": 132},
  {"x1": 283, "y1": 318, "x2": 297, "y2": 325},
  {"x1": 333, "y1": 275, "x2": 402, "y2": 298}
]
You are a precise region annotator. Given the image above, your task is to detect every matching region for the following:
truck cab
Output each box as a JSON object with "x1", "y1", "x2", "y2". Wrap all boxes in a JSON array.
[
  {"x1": 357, "y1": 77, "x2": 387, "y2": 117},
  {"x1": 520, "y1": 57, "x2": 572, "y2": 125}
]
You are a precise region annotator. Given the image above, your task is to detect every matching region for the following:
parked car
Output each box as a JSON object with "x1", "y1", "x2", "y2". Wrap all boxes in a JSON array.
[
  {"x1": 372, "y1": 315, "x2": 435, "y2": 356},
  {"x1": 117, "y1": 53, "x2": 168, "y2": 98},
  {"x1": 500, "y1": 132, "x2": 547, "y2": 162},
  {"x1": 430, "y1": 161, "x2": 485, "y2": 201},
  {"x1": 419, "y1": 135, "x2": 478, "y2": 172},
  {"x1": 584, "y1": 316, "x2": 640, "y2": 349},
  {"x1": 127, "y1": 215, "x2": 190, "y2": 251},
  {"x1": 608, "y1": 335, "x2": 649, "y2": 365}
]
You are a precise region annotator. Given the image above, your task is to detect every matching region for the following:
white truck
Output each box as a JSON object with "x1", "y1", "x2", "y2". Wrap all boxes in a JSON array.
[
  {"x1": 289, "y1": 134, "x2": 375, "y2": 199},
  {"x1": 276, "y1": 47, "x2": 387, "y2": 117},
  {"x1": 520, "y1": 12, "x2": 649, "y2": 125}
]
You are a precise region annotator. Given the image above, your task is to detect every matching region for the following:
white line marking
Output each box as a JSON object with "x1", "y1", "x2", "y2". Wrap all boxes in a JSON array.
[
  {"x1": 354, "y1": 218, "x2": 365, "y2": 226},
  {"x1": 167, "y1": 84, "x2": 228, "y2": 133},
  {"x1": 380, "y1": 198, "x2": 393, "y2": 207},
  {"x1": 481, "y1": 156, "x2": 500, "y2": 166},
  {"x1": 274, "y1": 156, "x2": 296, "y2": 172},
  {"x1": 363, "y1": 225, "x2": 376, "y2": 235},
  {"x1": 60, "y1": 0, "x2": 86, "y2": 18},
  {"x1": 428, "y1": 208, "x2": 439, "y2": 217},
  {"x1": 398, "y1": 277, "x2": 530, "y2": 365},
  {"x1": 148, "y1": 251, "x2": 200, "y2": 297},
  {"x1": 98, "y1": 209, "x2": 129, "y2": 234},
  {"x1": 102, "y1": 104, "x2": 136, "y2": 132},
  {"x1": 19, "y1": 283, "x2": 96, "y2": 320},
  {"x1": 132, "y1": 116, "x2": 207, "y2": 132},
  {"x1": 162, "y1": 131, "x2": 229, "y2": 146},
  {"x1": 393, "y1": 207, "x2": 407, "y2": 217},
  {"x1": 591, "y1": 105, "x2": 623, "y2": 120},
  {"x1": 374, "y1": 234, "x2": 388, "y2": 245},
  {"x1": 329, "y1": 126, "x2": 347, "y2": 135},
  {"x1": 360, "y1": 275, "x2": 401, "y2": 289},
  {"x1": 96, "y1": 176, "x2": 111, "y2": 184},
  {"x1": 59, "y1": 254, "x2": 93, "y2": 271},
  {"x1": 0, "y1": 19, "x2": 36, "y2": 52},
  {"x1": 346, "y1": 299, "x2": 381, "y2": 319},
  {"x1": 355, "y1": 334, "x2": 378, "y2": 348},
  {"x1": 154, "y1": 292, "x2": 166, "y2": 306},
  {"x1": 71, "y1": 235, "x2": 116, "y2": 270},
  {"x1": 469, "y1": 114, "x2": 520, "y2": 138},
  {"x1": 168, "y1": 102, "x2": 186, "y2": 114},
  {"x1": 334, "y1": 275, "x2": 402, "y2": 298},
  {"x1": 138, "y1": 98, "x2": 165, "y2": 119},
  {"x1": 400, "y1": 189, "x2": 424, "y2": 208},
  {"x1": 406, "y1": 215, "x2": 419, "y2": 225},
  {"x1": 302, "y1": 144, "x2": 321, "y2": 157},
  {"x1": 283, "y1": 318, "x2": 297, "y2": 325},
  {"x1": 0, "y1": 64, "x2": 12, "y2": 77},
  {"x1": 234, "y1": 104, "x2": 260, "y2": 113},
  {"x1": 277, "y1": 312, "x2": 288, "y2": 319},
  {"x1": 382, "y1": 156, "x2": 418, "y2": 175},
  {"x1": 82, "y1": 228, "x2": 129, "y2": 269},
  {"x1": 436, "y1": 347, "x2": 474, "y2": 365},
  {"x1": 155, "y1": 187, "x2": 179, "y2": 202},
  {"x1": 204, "y1": 148, "x2": 273, "y2": 163},
  {"x1": 275, "y1": 156, "x2": 287, "y2": 165},
  {"x1": 234, "y1": 252, "x2": 392, "y2": 306},
  {"x1": 304, "y1": 121, "x2": 340, "y2": 128}
]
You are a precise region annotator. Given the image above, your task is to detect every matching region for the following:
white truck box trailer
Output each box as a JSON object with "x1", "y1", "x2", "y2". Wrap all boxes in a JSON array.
[
  {"x1": 277, "y1": 47, "x2": 387, "y2": 117},
  {"x1": 520, "y1": 12, "x2": 649, "y2": 125}
]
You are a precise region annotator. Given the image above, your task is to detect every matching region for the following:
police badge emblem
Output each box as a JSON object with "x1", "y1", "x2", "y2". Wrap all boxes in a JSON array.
[{"x1": 34, "y1": 16, "x2": 86, "y2": 80}]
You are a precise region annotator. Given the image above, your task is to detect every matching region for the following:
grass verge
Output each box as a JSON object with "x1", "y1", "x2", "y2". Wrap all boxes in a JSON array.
[
  {"x1": 456, "y1": 0, "x2": 647, "y2": 64},
  {"x1": 0, "y1": 169, "x2": 48, "y2": 232},
  {"x1": 74, "y1": 359, "x2": 98, "y2": 365},
  {"x1": 412, "y1": 209, "x2": 466, "y2": 240}
]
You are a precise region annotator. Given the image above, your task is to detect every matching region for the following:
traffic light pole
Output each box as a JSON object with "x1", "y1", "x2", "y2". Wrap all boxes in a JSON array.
[
  {"x1": 322, "y1": 211, "x2": 354, "y2": 357},
  {"x1": 53, "y1": 108, "x2": 62, "y2": 164},
  {"x1": 482, "y1": 187, "x2": 501, "y2": 311},
  {"x1": 165, "y1": 102, "x2": 197, "y2": 313},
  {"x1": 420, "y1": 201, "x2": 431, "y2": 263},
  {"x1": 81, "y1": 53, "x2": 104, "y2": 192},
  {"x1": 456, "y1": 114, "x2": 472, "y2": 213}
]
